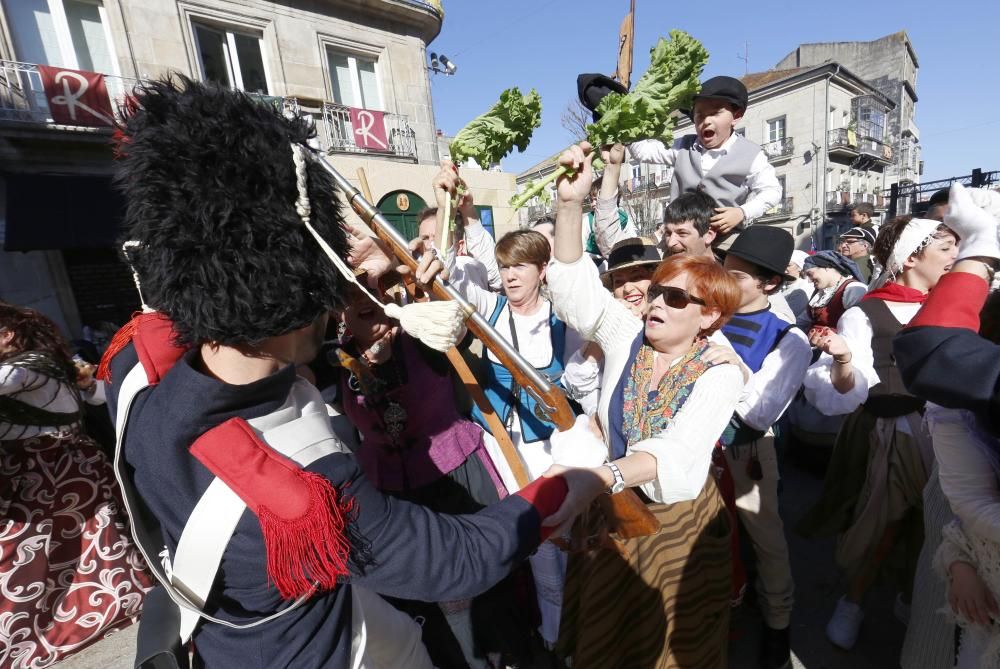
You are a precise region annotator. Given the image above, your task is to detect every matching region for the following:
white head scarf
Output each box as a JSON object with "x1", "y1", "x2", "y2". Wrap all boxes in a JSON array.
[{"x1": 885, "y1": 217, "x2": 940, "y2": 280}]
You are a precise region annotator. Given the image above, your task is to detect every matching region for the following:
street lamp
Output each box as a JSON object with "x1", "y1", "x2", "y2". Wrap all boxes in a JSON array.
[{"x1": 428, "y1": 52, "x2": 457, "y2": 76}]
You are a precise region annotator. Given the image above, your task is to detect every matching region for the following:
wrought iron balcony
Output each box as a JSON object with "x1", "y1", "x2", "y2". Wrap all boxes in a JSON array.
[
  {"x1": 759, "y1": 197, "x2": 794, "y2": 220},
  {"x1": 826, "y1": 190, "x2": 852, "y2": 209},
  {"x1": 827, "y1": 128, "x2": 893, "y2": 167},
  {"x1": 763, "y1": 137, "x2": 794, "y2": 163},
  {"x1": 0, "y1": 59, "x2": 137, "y2": 127},
  {"x1": 0, "y1": 60, "x2": 300, "y2": 132},
  {"x1": 320, "y1": 102, "x2": 416, "y2": 160},
  {"x1": 825, "y1": 190, "x2": 887, "y2": 211}
]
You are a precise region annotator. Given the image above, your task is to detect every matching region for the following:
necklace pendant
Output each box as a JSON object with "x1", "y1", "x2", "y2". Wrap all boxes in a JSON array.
[{"x1": 384, "y1": 401, "x2": 408, "y2": 437}]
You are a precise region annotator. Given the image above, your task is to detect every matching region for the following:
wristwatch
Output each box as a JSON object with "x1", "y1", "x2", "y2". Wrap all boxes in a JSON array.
[{"x1": 604, "y1": 462, "x2": 626, "y2": 495}]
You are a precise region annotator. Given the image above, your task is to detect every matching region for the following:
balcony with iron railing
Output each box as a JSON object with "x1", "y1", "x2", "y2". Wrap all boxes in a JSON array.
[
  {"x1": 825, "y1": 190, "x2": 888, "y2": 211},
  {"x1": 0, "y1": 59, "x2": 138, "y2": 128},
  {"x1": 321, "y1": 102, "x2": 417, "y2": 161},
  {"x1": 1, "y1": 59, "x2": 303, "y2": 131},
  {"x1": 827, "y1": 128, "x2": 894, "y2": 167},
  {"x1": 0, "y1": 60, "x2": 422, "y2": 163},
  {"x1": 763, "y1": 137, "x2": 794, "y2": 163},
  {"x1": 758, "y1": 197, "x2": 794, "y2": 220}
]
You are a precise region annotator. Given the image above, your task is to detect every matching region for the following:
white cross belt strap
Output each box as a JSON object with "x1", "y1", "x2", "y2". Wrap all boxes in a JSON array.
[{"x1": 112, "y1": 366, "x2": 361, "y2": 659}]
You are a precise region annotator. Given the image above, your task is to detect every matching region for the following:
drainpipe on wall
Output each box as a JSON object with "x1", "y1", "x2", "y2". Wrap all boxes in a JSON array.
[
  {"x1": 421, "y1": 43, "x2": 440, "y2": 165},
  {"x1": 819, "y1": 64, "x2": 840, "y2": 249},
  {"x1": 115, "y1": 0, "x2": 141, "y2": 79}
]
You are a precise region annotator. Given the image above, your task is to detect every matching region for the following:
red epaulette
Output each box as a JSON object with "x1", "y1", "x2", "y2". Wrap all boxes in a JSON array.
[
  {"x1": 96, "y1": 312, "x2": 187, "y2": 384},
  {"x1": 190, "y1": 418, "x2": 355, "y2": 600}
]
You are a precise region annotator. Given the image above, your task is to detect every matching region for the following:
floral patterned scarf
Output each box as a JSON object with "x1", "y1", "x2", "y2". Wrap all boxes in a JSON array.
[{"x1": 613, "y1": 337, "x2": 715, "y2": 457}]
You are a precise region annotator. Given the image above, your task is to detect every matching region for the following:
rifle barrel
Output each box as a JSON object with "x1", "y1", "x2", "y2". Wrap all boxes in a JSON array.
[{"x1": 317, "y1": 156, "x2": 563, "y2": 419}]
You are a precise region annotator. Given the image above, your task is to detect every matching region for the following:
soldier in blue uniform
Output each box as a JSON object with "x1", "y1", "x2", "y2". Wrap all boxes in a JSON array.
[{"x1": 100, "y1": 77, "x2": 605, "y2": 669}]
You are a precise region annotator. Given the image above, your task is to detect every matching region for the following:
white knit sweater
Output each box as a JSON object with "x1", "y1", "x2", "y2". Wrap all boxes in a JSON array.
[{"x1": 547, "y1": 255, "x2": 744, "y2": 504}]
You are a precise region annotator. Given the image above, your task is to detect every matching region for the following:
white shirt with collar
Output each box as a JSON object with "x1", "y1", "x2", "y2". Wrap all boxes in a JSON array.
[{"x1": 629, "y1": 133, "x2": 782, "y2": 223}]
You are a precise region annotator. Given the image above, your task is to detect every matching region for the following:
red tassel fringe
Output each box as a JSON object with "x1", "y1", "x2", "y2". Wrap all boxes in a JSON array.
[
  {"x1": 96, "y1": 315, "x2": 141, "y2": 383},
  {"x1": 258, "y1": 469, "x2": 355, "y2": 600}
]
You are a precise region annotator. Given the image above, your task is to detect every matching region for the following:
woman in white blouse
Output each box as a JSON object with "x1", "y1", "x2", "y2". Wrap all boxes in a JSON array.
[
  {"x1": 797, "y1": 215, "x2": 959, "y2": 651},
  {"x1": 432, "y1": 165, "x2": 599, "y2": 648},
  {"x1": 929, "y1": 405, "x2": 1000, "y2": 669},
  {"x1": 543, "y1": 143, "x2": 745, "y2": 668}
]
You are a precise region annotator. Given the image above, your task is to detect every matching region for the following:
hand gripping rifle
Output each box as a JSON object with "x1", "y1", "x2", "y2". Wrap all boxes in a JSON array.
[{"x1": 316, "y1": 157, "x2": 658, "y2": 540}]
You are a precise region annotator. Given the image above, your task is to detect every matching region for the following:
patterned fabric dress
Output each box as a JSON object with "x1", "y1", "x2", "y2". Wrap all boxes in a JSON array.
[
  {"x1": 558, "y1": 340, "x2": 732, "y2": 669},
  {"x1": 0, "y1": 354, "x2": 151, "y2": 668}
]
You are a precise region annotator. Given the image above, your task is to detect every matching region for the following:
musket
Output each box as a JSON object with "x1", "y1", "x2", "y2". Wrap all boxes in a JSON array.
[{"x1": 317, "y1": 156, "x2": 659, "y2": 540}]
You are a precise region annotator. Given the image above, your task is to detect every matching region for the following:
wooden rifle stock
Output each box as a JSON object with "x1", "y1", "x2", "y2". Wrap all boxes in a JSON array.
[{"x1": 317, "y1": 157, "x2": 658, "y2": 539}]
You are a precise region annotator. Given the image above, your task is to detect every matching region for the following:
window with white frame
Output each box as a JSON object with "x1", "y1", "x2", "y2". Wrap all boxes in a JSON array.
[
  {"x1": 192, "y1": 22, "x2": 270, "y2": 94},
  {"x1": 6, "y1": 0, "x2": 118, "y2": 74},
  {"x1": 327, "y1": 49, "x2": 382, "y2": 110},
  {"x1": 766, "y1": 117, "x2": 786, "y2": 143}
]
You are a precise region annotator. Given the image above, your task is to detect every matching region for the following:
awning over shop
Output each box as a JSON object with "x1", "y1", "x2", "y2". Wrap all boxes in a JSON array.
[{"x1": 3, "y1": 173, "x2": 124, "y2": 251}]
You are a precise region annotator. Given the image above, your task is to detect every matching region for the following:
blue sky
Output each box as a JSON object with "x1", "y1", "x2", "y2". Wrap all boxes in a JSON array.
[{"x1": 428, "y1": 0, "x2": 1000, "y2": 182}]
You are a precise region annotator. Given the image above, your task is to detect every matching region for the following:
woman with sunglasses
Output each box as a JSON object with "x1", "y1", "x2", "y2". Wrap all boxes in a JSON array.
[
  {"x1": 797, "y1": 215, "x2": 959, "y2": 652},
  {"x1": 542, "y1": 142, "x2": 744, "y2": 668}
]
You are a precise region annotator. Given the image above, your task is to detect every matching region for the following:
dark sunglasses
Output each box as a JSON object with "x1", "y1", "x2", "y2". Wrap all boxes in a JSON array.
[{"x1": 645, "y1": 284, "x2": 706, "y2": 309}]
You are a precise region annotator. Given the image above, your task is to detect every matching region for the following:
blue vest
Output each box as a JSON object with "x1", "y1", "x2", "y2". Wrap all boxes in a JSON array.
[
  {"x1": 720, "y1": 307, "x2": 792, "y2": 447},
  {"x1": 471, "y1": 297, "x2": 567, "y2": 443},
  {"x1": 722, "y1": 308, "x2": 791, "y2": 373}
]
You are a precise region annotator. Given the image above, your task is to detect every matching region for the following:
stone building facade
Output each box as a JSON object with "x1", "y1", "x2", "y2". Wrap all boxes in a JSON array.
[{"x1": 0, "y1": 0, "x2": 517, "y2": 340}]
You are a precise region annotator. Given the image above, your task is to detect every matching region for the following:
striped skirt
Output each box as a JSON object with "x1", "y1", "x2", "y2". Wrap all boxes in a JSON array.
[{"x1": 557, "y1": 477, "x2": 731, "y2": 669}]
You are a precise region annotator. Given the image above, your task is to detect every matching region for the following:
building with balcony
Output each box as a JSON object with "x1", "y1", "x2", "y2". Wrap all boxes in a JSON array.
[{"x1": 0, "y1": 0, "x2": 519, "y2": 339}]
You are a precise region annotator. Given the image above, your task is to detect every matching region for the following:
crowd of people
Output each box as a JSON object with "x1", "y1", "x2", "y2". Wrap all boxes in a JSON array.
[{"x1": 1, "y1": 73, "x2": 999, "y2": 669}]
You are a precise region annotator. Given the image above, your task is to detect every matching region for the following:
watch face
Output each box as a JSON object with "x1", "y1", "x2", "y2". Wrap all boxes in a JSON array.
[{"x1": 611, "y1": 482, "x2": 626, "y2": 494}]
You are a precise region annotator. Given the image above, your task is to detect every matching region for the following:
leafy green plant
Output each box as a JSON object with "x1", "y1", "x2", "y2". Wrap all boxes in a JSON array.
[
  {"x1": 449, "y1": 87, "x2": 542, "y2": 169},
  {"x1": 510, "y1": 30, "x2": 709, "y2": 210}
]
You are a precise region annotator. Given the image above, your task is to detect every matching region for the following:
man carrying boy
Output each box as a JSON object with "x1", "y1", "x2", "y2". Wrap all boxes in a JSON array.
[
  {"x1": 660, "y1": 191, "x2": 721, "y2": 258},
  {"x1": 629, "y1": 76, "x2": 782, "y2": 249},
  {"x1": 719, "y1": 226, "x2": 812, "y2": 669}
]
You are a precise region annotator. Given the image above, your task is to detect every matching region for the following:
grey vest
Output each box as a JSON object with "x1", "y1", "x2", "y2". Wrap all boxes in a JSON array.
[{"x1": 669, "y1": 134, "x2": 762, "y2": 207}]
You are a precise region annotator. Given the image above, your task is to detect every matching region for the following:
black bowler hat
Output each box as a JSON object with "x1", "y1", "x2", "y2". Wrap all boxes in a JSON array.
[
  {"x1": 722, "y1": 226, "x2": 796, "y2": 281},
  {"x1": 601, "y1": 237, "x2": 662, "y2": 280},
  {"x1": 577, "y1": 73, "x2": 629, "y2": 122},
  {"x1": 692, "y1": 76, "x2": 748, "y2": 111}
]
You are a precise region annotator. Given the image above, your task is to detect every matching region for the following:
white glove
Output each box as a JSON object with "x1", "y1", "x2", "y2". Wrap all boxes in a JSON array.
[
  {"x1": 549, "y1": 415, "x2": 608, "y2": 468},
  {"x1": 945, "y1": 183, "x2": 1000, "y2": 261}
]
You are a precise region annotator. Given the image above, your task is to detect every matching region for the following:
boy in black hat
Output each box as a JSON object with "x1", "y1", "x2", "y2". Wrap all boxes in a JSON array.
[
  {"x1": 629, "y1": 75, "x2": 782, "y2": 250},
  {"x1": 719, "y1": 226, "x2": 811, "y2": 669}
]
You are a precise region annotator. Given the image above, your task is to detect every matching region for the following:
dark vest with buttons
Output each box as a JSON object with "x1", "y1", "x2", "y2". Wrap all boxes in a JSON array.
[
  {"x1": 669, "y1": 134, "x2": 763, "y2": 207},
  {"x1": 857, "y1": 298, "x2": 926, "y2": 418}
]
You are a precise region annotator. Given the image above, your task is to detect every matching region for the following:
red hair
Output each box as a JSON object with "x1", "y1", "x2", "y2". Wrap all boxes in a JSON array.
[{"x1": 650, "y1": 255, "x2": 741, "y2": 335}]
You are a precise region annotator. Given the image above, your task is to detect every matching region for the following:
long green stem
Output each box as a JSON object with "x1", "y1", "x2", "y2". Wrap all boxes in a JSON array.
[
  {"x1": 440, "y1": 187, "x2": 453, "y2": 252},
  {"x1": 509, "y1": 165, "x2": 569, "y2": 210},
  {"x1": 508, "y1": 155, "x2": 606, "y2": 211}
]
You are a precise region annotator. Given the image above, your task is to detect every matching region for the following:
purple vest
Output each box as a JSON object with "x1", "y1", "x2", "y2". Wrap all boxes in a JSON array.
[{"x1": 341, "y1": 334, "x2": 484, "y2": 491}]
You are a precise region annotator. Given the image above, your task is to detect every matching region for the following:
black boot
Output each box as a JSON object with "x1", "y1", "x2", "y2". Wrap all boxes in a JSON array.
[{"x1": 759, "y1": 624, "x2": 791, "y2": 669}]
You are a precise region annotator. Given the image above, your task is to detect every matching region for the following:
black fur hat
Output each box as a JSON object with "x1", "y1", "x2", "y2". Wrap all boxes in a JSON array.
[{"x1": 116, "y1": 77, "x2": 349, "y2": 346}]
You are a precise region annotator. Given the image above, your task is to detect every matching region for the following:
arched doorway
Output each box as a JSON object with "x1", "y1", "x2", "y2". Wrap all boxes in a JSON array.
[{"x1": 377, "y1": 190, "x2": 427, "y2": 242}]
